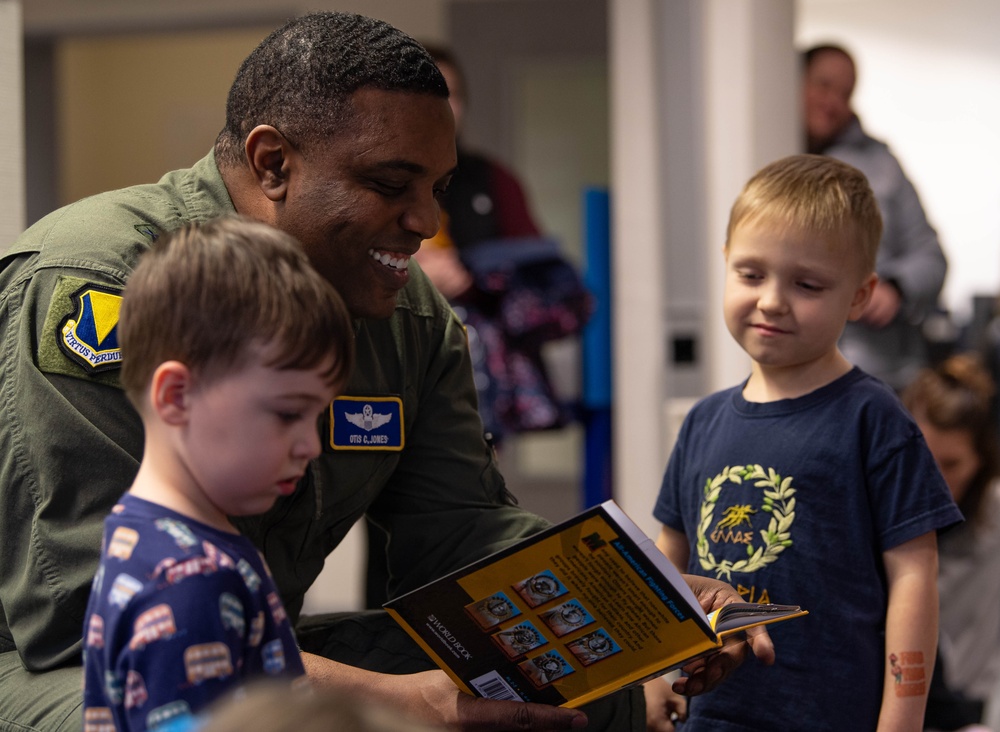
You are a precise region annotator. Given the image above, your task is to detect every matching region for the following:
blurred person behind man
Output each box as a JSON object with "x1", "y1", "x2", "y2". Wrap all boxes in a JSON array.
[
  {"x1": 414, "y1": 44, "x2": 589, "y2": 446},
  {"x1": 803, "y1": 43, "x2": 948, "y2": 391}
]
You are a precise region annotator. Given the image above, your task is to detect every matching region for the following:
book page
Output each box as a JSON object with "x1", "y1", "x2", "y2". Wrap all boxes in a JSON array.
[
  {"x1": 710, "y1": 603, "x2": 808, "y2": 635},
  {"x1": 599, "y1": 501, "x2": 710, "y2": 631}
]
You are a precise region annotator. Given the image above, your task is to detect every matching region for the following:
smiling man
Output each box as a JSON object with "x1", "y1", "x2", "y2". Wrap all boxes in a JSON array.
[{"x1": 0, "y1": 12, "x2": 768, "y2": 732}]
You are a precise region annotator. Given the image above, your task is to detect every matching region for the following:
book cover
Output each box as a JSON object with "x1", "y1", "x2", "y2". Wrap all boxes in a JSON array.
[{"x1": 384, "y1": 500, "x2": 806, "y2": 708}]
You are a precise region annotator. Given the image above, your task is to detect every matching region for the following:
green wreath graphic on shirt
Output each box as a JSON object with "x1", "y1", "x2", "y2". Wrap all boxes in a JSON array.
[{"x1": 697, "y1": 464, "x2": 796, "y2": 581}]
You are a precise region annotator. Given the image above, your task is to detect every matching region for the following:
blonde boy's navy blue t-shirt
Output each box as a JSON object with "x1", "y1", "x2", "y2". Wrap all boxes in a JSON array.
[{"x1": 654, "y1": 367, "x2": 961, "y2": 732}]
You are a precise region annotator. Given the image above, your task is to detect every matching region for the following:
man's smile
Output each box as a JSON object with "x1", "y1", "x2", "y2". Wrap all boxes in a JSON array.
[{"x1": 368, "y1": 248, "x2": 411, "y2": 271}]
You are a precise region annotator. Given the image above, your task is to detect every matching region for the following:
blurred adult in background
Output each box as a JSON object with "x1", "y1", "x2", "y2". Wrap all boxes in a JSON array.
[
  {"x1": 803, "y1": 43, "x2": 948, "y2": 391},
  {"x1": 901, "y1": 354, "x2": 1000, "y2": 731},
  {"x1": 415, "y1": 44, "x2": 591, "y2": 447},
  {"x1": 414, "y1": 45, "x2": 542, "y2": 304}
]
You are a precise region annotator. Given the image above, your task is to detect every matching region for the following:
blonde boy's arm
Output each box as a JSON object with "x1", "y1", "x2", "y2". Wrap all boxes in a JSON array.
[
  {"x1": 877, "y1": 531, "x2": 939, "y2": 732},
  {"x1": 656, "y1": 524, "x2": 691, "y2": 572}
]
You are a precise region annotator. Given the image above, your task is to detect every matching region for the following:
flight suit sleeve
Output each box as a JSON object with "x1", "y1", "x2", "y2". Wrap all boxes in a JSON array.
[
  {"x1": 367, "y1": 306, "x2": 551, "y2": 599},
  {"x1": 0, "y1": 257, "x2": 143, "y2": 670}
]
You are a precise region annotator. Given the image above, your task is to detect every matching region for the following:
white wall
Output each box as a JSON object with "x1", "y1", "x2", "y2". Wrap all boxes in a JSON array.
[
  {"x1": 797, "y1": 0, "x2": 1000, "y2": 324},
  {"x1": 0, "y1": 0, "x2": 25, "y2": 244}
]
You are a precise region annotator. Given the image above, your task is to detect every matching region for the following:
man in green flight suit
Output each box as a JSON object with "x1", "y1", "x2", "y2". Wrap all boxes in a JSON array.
[{"x1": 0, "y1": 11, "x2": 772, "y2": 731}]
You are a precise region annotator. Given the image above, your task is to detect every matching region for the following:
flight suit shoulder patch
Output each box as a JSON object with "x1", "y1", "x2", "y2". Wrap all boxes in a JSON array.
[{"x1": 39, "y1": 275, "x2": 124, "y2": 384}]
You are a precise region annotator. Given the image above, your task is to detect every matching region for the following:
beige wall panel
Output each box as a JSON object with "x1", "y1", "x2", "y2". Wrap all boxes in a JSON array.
[
  {"x1": 24, "y1": 0, "x2": 445, "y2": 41},
  {"x1": 1, "y1": 0, "x2": 25, "y2": 244},
  {"x1": 57, "y1": 28, "x2": 270, "y2": 204}
]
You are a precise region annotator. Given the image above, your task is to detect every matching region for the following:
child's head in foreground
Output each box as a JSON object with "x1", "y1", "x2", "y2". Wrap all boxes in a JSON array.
[
  {"x1": 119, "y1": 215, "x2": 354, "y2": 521},
  {"x1": 723, "y1": 154, "x2": 882, "y2": 378}
]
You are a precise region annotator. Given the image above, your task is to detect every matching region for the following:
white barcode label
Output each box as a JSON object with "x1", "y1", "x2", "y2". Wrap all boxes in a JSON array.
[{"x1": 470, "y1": 671, "x2": 523, "y2": 702}]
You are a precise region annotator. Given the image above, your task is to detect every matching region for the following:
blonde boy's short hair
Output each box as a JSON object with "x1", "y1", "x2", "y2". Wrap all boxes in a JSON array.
[
  {"x1": 119, "y1": 215, "x2": 355, "y2": 408},
  {"x1": 726, "y1": 154, "x2": 882, "y2": 274}
]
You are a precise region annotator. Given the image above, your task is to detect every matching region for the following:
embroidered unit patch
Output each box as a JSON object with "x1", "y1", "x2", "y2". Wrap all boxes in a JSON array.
[
  {"x1": 58, "y1": 283, "x2": 123, "y2": 372},
  {"x1": 330, "y1": 396, "x2": 404, "y2": 451}
]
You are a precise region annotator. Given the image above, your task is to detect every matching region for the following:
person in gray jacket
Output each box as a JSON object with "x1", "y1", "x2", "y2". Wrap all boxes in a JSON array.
[{"x1": 803, "y1": 43, "x2": 947, "y2": 391}]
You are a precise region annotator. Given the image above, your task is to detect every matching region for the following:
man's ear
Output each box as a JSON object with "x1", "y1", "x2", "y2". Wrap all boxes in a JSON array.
[
  {"x1": 848, "y1": 272, "x2": 879, "y2": 321},
  {"x1": 151, "y1": 361, "x2": 193, "y2": 426},
  {"x1": 245, "y1": 125, "x2": 295, "y2": 202}
]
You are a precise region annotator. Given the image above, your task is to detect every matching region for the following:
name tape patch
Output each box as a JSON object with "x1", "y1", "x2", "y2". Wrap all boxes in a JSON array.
[{"x1": 330, "y1": 396, "x2": 404, "y2": 451}]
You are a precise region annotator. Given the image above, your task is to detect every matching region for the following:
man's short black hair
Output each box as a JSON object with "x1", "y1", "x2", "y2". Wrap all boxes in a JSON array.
[
  {"x1": 215, "y1": 11, "x2": 448, "y2": 166},
  {"x1": 802, "y1": 42, "x2": 855, "y2": 71}
]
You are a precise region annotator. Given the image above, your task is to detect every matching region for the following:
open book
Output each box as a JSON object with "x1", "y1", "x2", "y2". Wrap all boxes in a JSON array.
[{"x1": 384, "y1": 500, "x2": 806, "y2": 708}]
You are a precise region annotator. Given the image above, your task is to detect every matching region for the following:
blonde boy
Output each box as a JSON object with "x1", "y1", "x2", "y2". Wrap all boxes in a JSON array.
[
  {"x1": 652, "y1": 155, "x2": 961, "y2": 731},
  {"x1": 82, "y1": 216, "x2": 354, "y2": 731}
]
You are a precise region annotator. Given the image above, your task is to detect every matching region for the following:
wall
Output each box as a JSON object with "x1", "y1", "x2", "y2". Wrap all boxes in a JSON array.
[
  {"x1": 24, "y1": 2, "x2": 448, "y2": 214},
  {"x1": 23, "y1": 0, "x2": 445, "y2": 39},
  {"x1": 57, "y1": 28, "x2": 271, "y2": 204},
  {"x1": 797, "y1": 0, "x2": 1000, "y2": 324},
  {"x1": 0, "y1": 0, "x2": 24, "y2": 243}
]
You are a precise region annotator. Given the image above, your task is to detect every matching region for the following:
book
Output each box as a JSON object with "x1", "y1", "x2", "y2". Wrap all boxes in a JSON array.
[{"x1": 384, "y1": 500, "x2": 806, "y2": 708}]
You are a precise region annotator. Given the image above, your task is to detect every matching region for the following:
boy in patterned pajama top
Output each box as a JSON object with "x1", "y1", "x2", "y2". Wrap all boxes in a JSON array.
[{"x1": 82, "y1": 216, "x2": 355, "y2": 731}]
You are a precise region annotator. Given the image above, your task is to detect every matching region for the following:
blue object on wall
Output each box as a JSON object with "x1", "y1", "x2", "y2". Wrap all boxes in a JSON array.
[
  {"x1": 582, "y1": 188, "x2": 612, "y2": 409},
  {"x1": 581, "y1": 187, "x2": 613, "y2": 507}
]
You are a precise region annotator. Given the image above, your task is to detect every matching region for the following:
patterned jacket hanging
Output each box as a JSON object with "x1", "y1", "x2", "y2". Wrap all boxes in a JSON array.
[{"x1": 456, "y1": 237, "x2": 594, "y2": 441}]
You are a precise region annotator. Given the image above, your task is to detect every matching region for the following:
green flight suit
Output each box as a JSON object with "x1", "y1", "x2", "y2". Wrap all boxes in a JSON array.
[{"x1": 0, "y1": 152, "x2": 642, "y2": 730}]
